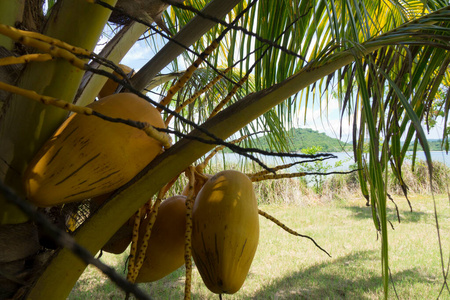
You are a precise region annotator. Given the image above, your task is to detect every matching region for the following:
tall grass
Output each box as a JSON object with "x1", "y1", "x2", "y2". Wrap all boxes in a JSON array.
[
  {"x1": 248, "y1": 160, "x2": 448, "y2": 209},
  {"x1": 386, "y1": 161, "x2": 450, "y2": 194}
]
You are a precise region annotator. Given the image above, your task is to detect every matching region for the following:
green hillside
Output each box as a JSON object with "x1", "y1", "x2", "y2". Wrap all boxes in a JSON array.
[
  {"x1": 249, "y1": 128, "x2": 446, "y2": 153},
  {"x1": 253, "y1": 128, "x2": 351, "y2": 152},
  {"x1": 406, "y1": 139, "x2": 447, "y2": 151}
]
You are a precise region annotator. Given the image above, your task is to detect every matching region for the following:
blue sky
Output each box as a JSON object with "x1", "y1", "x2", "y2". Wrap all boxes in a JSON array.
[{"x1": 116, "y1": 37, "x2": 446, "y2": 143}]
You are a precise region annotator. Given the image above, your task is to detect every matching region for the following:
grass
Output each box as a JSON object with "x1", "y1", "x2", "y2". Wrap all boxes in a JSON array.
[{"x1": 69, "y1": 192, "x2": 450, "y2": 299}]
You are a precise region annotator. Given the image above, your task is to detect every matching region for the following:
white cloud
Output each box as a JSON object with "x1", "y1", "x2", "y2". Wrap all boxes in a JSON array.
[
  {"x1": 121, "y1": 41, "x2": 154, "y2": 70},
  {"x1": 295, "y1": 101, "x2": 447, "y2": 143},
  {"x1": 422, "y1": 117, "x2": 447, "y2": 140},
  {"x1": 292, "y1": 93, "x2": 354, "y2": 142},
  {"x1": 296, "y1": 112, "x2": 354, "y2": 142}
]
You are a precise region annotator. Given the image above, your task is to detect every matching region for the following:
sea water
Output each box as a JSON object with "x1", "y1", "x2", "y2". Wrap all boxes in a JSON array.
[{"x1": 209, "y1": 151, "x2": 449, "y2": 173}]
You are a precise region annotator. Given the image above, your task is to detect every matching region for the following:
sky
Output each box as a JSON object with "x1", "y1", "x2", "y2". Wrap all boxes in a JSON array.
[
  {"x1": 292, "y1": 92, "x2": 447, "y2": 142},
  {"x1": 113, "y1": 31, "x2": 446, "y2": 143}
]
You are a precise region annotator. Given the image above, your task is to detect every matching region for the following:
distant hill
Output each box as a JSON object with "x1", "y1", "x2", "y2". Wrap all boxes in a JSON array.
[
  {"x1": 249, "y1": 128, "x2": 446, "y2": 153},
  {"x1": 253, "y1": 128, "x2": 351, "y2": 152},
  {"x1": 406, "y1": 139, "x2": 446, "y2": 151}
]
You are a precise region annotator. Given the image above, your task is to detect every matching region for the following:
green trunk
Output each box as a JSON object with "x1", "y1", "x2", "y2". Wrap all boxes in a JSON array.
[
  {"x1": 0, "y1": 1, "x2": 23, "y2": 50},
  {"x1": 0, "y1": 1, "x2": 116, "y2": 298},
  {"x1": 0, "y1": 0, "x2": 117, "y2": 223}
]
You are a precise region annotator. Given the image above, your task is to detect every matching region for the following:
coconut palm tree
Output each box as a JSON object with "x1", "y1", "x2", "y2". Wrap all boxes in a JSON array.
[{"x1": 0, "y1": 0, "x2": 449, "y2": 299}]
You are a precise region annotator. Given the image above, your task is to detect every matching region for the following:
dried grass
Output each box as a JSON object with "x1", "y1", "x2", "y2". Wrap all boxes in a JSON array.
[{"x1": 252, "y1": 160, "x2": 449, "y2": 205}]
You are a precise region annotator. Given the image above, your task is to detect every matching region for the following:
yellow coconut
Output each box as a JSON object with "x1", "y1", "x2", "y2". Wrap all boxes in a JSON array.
[
  {"x1": 24, "y1": 93, "x2": 164, "y2": 207},
  {"x1": 191, "y1": 170, "x2": 259, "y2": 294},
  {"x1": 135, "y1": 195, "x2": 187, "y2": 282},
  {"x1": 98, "y1": 64, "x2": 134, "y2": 98}
]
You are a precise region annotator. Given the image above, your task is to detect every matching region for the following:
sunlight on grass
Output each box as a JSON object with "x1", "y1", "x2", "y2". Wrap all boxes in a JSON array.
[{"x1": 69, "y1": 193, "x2": 450, "y2": 299}]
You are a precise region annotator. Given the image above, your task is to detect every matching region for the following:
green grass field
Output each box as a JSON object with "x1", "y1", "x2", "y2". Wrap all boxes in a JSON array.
[{"x1": 69, "y1": 193, "x2": 450, "y2": 299}]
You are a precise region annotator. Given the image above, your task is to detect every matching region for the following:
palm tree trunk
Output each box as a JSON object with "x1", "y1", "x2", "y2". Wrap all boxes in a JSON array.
[{"x1": 0, "y1": 1, "x2": 116, "y2": 297}]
